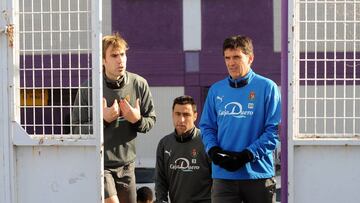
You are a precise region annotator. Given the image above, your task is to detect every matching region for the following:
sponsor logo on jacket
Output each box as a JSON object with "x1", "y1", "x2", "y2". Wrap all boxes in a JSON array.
[
  {"x1": 218, "y1": 102, "x2": 254, "y2": 118},
  {"x1": 169, "y1": 158, "x2": 200, "y2": 172}
]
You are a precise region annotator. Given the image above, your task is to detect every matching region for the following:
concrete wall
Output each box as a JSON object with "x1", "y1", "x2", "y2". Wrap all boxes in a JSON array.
[
  {"x1": 293, "y1": 145, "x2": 360, "y2": 203},
  {"x1": 135, "y1": 87, "x2": 184, "y2": 168}
]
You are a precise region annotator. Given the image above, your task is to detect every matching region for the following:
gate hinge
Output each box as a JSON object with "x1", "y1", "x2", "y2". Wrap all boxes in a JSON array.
[
  {"x1": 1, "y1": 24, "x2": 14, "y2": 47},
  {"x1": 1, "y1": 10, "x2": 14, "y2": 47}
]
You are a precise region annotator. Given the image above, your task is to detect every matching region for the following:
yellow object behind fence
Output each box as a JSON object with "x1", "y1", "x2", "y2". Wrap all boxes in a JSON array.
[{"x1": 20, "y1": 89, "x2": 49, "y2": 106}]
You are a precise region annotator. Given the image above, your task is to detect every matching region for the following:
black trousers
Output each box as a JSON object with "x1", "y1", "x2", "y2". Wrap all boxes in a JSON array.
[{"x1": 211, "y1": 178, "x2": 276, "y2": 203}]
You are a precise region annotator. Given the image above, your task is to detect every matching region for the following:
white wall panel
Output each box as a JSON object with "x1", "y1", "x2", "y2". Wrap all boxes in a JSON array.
[
  {"x1": 16, "y1": 146, "x2": 100, "y2": 202},
  {"x1": 135, "y1": 87, "x2": 184, "y2": 167},
  {"x1": 183, "y1": 0, "x2": 201, "y2": 51},
  {"x1": 294, "y1": 145, "x2": 360, "y2": 203}
]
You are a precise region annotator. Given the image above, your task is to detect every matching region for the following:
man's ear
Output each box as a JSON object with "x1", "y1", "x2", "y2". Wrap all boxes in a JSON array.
[
  {"x1": 194, "y1": 112, "x2": 198, "y2": 121},
  {"x1": 248, "y1": 55, "x2": 254, "y2": 65}
]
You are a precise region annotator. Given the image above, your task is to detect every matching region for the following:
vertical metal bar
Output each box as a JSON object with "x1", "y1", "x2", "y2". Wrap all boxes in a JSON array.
[
  {"x1": 58, "y1": 0, "x2": 62, "y2": 137},
  {"x1": 324, "y1": 0, "x2": 327, "y2": 136},
  {"x1": 0, "y1": 0, "x2": 14, "y2": 202},
  {"x1": 87, "y1": 0, "x2": 91, "y2": 136},
  {"x1": 281, "y1": 0, "x2": 289, "y2": 201},
  {"x1": 31, "y1": 0, "x2": 36, "y2": 134},
  {"x1": 343, "y1": 2, "x2": 346, "y2": 135},
  {"x1": 50, "y1": 0, "x2": 54, "y2": 135},
  {"x1": 314, "y1": 0, "x2": 318, "y2": 135},
  {"x1": 21, "y1": 0, "x2": 26, "y2": 132},
  {"x1": 13, "y1": 0, "x2": 19, "y2": 197},
  {"x1": 353, "y1": 1, "x2": 356, "y2": 135},
  {"x1": 40, "y1": 0, "x2": 45, "y2": 135},
  {"x1": 0, "y1": 0, "x2": 18, "y2": 201},
  {"x1": 63, "y1": 0, "x2": 71, "y2": 136},
  {"x1": 59, "y1": 0, "x2": 64, "y2": 136},
  {"x1": 304, "y1": 0, "x2": 308, "y2": 133},
  {"x1": 91, "y1": 0, "x2": 104, "y2": 200},
  {"x1": 333, "y1": 1, "x2": 337, "y2": 134}
]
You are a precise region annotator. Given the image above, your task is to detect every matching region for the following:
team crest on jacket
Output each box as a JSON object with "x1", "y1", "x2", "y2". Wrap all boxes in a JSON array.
[
  {"x1": 191, "y1": 148, "x2": 197, "y2": 158},
  {"x1": 122, "y1": 95, "x2": 131, "y2": 102},
  {"x1": 249, "y1": 91, "x2": 255, "y2": 100}
]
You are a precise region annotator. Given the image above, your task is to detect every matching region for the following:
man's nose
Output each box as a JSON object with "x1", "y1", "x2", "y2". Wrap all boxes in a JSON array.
[
  {"x1": 229, "y1": 58, "x2": 236, "y2": 65},
  {"x1": 117, "y1": 56, "x2": 122, "y2": 63}
]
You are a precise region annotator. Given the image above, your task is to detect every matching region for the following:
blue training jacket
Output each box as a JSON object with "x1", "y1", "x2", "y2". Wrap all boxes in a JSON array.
[{"x1": 200, "y1": 69, "x2": 281, "y2": 180}]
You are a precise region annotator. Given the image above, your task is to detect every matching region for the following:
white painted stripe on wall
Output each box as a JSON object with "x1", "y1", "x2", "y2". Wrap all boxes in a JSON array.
[
  {"x1": 183, "y1": 0, "x2": 201, "y2": 51},
  {"x1": 103, "y1": 0, "x2": 112, "y2": 35},
  {"x1": 273, "y1": 0, "x2": 281, "y2": 52}
]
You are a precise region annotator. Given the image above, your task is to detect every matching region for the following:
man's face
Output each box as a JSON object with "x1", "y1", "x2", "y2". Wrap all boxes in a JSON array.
[
  {"x1": 172, "y1": 104, "x2": 197, "y2": 135},
  {"x1": 224, "y1": 48, "x2": 253, "y2": 80},
  {"x1": 103, "y1": 45, "x2": 127, "y2": 80}
]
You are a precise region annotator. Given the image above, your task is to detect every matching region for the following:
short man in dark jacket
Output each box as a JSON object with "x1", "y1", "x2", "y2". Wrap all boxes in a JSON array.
[{"x1": 155, "y1": 95, "x2": 211, "y2": 203}]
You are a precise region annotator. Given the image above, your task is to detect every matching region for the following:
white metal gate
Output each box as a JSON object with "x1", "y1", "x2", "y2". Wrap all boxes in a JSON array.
[
  {"x1": 1, "y1": 0, "x2": 103, "y2": 202},
  {"x1": 289, "y1": 0, "x2": 360, "y2": 202}
]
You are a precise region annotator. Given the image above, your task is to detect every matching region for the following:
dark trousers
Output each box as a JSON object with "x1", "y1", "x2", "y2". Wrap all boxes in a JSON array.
[
  {"x1": 104, "y1": 162, "x2": 137, "y2": 203},
  {"x1": 211, "y1": 178, "x2": 276, "y2": 203}
]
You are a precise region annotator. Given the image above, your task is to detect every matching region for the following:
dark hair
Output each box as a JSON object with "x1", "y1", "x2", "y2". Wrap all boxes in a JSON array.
[
  {"x1": 137, "y1": 186, "x2": 153, "y2": 202},
  {"x1": 223, "y1": 35, "x2": 254, "y2": 57},
  {"x1": 172, "y1": 95, "x2": 197, "y2": 113}
]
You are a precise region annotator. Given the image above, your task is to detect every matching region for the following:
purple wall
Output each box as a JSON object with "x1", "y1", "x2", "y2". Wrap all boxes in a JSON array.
[
  {"x1": 111, "y1": 1, "x2": 281, "y2": 87},
  {"x1": 112, "y1": 0, "x2": 184, "y2": 86},
  {"x1": 111, "y1": 0, "x2": 282, "y2": 113},
  {"x1": 200, "y1": 0, "x2": 281, "y2": 87}
]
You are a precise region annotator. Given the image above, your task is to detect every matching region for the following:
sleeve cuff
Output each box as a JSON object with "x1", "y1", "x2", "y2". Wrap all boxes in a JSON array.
[
  {"x1": 103, "y1": 120, "x2": 110, "y2": 127},
  {"x1": 132, "y1": 116, "x2": 143, "y2": 128}
]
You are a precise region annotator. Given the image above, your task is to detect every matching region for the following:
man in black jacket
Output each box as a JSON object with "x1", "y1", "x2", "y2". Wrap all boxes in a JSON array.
[{"x1": 155, "y1": 96, "x2": 211, "y2": 203}]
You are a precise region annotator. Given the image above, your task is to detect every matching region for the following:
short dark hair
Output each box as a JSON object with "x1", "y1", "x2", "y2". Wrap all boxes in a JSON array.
[
  {"x1": 137, "y1": 186, "x2": 153, "y2": 202},
  {"x1": 172, "y1": 95, "x2": 197, "y2": 113},
  {"x1": 223, "y1": 35, "x2": 254, "y2": 57}
]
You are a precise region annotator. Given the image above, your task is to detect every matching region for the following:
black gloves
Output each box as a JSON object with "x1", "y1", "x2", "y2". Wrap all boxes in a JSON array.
[
  {"x1": 208, "y1": 146, "x2": 227, "y2": 165},
  {"x1": 208, "y1": 147, "x2": 254, "y2": 172},
  {"x1": 220, "y1": 149, "x2": 253, "y2": 172}
]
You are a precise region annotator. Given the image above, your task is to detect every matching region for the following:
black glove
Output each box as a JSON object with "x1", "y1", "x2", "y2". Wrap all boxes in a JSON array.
[
  {"x1": 220, "y1": 149, "x2": 254, "y2": 172},
  {"x1": 208, "y1": 146, "x2": 231, "y2": 165}
]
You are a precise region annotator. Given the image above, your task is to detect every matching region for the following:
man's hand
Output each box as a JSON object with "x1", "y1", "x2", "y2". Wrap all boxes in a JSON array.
[
  {"x1": 119, "y1": 98, "x2": 141, "y2": 124},
  {"x1": 208, "y1": 146, "x2": 231, "y2": 165},
  {"x1": 220, "y1": 149, "x2": 254, "y2": 172},
  {"x1": 103, "y1": 98, "x2": 120, "y2": 123},
  {"x1": 208, "y1": 147, "x2": 253, "y2": 172}
]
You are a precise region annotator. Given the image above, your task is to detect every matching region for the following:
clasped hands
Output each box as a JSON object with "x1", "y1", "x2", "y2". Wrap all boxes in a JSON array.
[
  {"x1": 103, "y1": 98, "x2": 141, "y2": 124},
  {"x1": 208, "y1": 146, "x2": 253, "y2": 172}
]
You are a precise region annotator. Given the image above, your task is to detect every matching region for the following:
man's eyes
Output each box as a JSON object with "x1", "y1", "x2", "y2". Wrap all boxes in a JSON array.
[
  {"x1": 225, "y1": 56, "x2": 241, "y2": 60},
  {"x1": 175, "y1": 113, "x2": 191, "y2": 117},
  {"x1": 111, "y1": 53, "x2": 125, "y2": 57}
]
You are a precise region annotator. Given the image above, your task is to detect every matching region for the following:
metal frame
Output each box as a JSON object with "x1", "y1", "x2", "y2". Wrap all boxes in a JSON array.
[
  {"x1": 1, "y1": 0, "x2": 103, "y2": 202},
  {"x1": 12, "y1": 0, "x2": 103, "y2": 146},
  {"x1": 288, "y1": 1, "x2": 360, "y2": 202},
  {"x1": 1, "y1": 0, "x2": 18, "y2": 202},
  {"x1": 287, "y1": 0, "x2": 297, "y2": 202}
]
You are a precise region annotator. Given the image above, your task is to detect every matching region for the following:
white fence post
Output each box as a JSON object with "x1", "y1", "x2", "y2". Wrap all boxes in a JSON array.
[
  {"x1": 289, "y1": 1, "x2": 360, "y2": 202},
  {"x1": 0, "y1": 0, "x2": 17, "y2": 202}
]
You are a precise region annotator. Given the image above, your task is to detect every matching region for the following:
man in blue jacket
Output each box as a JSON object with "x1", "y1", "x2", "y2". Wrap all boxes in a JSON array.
[{"x1": 200, "y1": 35, "x2": 281, "y2": 203}]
